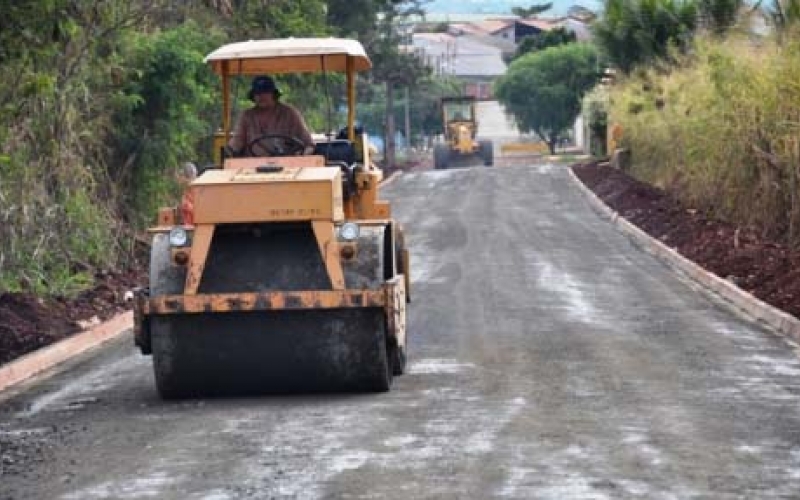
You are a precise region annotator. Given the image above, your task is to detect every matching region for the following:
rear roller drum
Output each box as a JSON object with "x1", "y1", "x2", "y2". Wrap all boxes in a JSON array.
[
  {"x1": 151, "y1": 309, "x2": 392, "y2": 398},
  {"x1": 148, "y1": 223, "x2": 394, "y2": 398}
]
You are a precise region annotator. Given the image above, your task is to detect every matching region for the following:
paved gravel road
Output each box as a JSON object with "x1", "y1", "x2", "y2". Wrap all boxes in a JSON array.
[{"x1": 2, "y1": 164, "x2": 800, "y2": 499}]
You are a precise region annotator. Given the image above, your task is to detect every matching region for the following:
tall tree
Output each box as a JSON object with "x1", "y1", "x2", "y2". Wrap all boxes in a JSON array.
[
  {"x1": 697, "y1": 0, "x2": 743, "y2": 34},
  {"x1": 496, "y1": 43, "x2": 600, "y2": 154},
  {"x1": 230, "y1": 0, "x2": 328, "y2": 39},
  {"x1": 367, "y1": 0, "x2": 430, "y2": 169},
  {"x1": 513, "y1": 27, "x2": 576, "y2": 60},
  {"x1": 511, "y1": 3, "x2": 553, "y2": 17},
  {"x1": 356, "y1": 74, "x2": 461, "y2": 147},
  {"x1": 326, "y1": 0, "x2": 383, "y2": 40},
  {"x1": 592, "y1": 0, "x2": 697, "y2": 74},
  {"x1": 111, "y1": 22, "x2": 224, "y2": 223}
]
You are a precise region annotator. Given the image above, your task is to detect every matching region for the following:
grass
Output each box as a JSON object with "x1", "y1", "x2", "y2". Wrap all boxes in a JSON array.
[{"x1": 607, "y1": 32, "x2": 800, "y2": 245}]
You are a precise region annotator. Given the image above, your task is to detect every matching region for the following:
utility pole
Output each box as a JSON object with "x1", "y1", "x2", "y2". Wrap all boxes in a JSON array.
[
  {"x1": 385, "y1": 81, "x2": 396, "y2": 171},
  {"x1": 404, "y1": 87, "x2": 411, "y2": 151}
]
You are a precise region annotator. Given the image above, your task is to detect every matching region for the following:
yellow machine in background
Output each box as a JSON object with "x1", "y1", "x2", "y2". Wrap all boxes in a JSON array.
[
  {"x1": 434, "y1": 96, "x2": 493, "y2": 169},
  {"x1": 133, "y1": 38, "x2": 410, "y2": 398}
]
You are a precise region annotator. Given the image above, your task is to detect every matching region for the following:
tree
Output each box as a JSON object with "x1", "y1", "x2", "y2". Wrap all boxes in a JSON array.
[
  {"x1": 110, "y1": 22, "x2": 224, "y2": 224},
  {"x1": 325, "y1": 0, "x2": 430, "y2": 167},
  {"x1": 568, "y1": 5, "x2": 598, "y2": 21},
  {"x1": 366, "y1": 1, "x2": 429, "y2": 169},
  {"x1": 357, "y1": 74, "x2": 461, "y2": 147},
  {"x1": 326, "y1": 0, "x2": 383, "y2": 40},
  {"x1": 495, "y1": 43, "x2": 600, "y2": 154},
  {"x1": 230, "y1": 0, "x2": 328, "y2": 39},
  {"x1": 592, "y1": 0, "x2": 697, "y2": 74},
  {"x1": 511, "y1": 3, "x2": 553, "y2": 17},
  {"x1": 697, "y1": 0, "x2": 743, "y2": 34},
  {"x1": 513, "y1": 27, "x2": 576, "y2": 60}
]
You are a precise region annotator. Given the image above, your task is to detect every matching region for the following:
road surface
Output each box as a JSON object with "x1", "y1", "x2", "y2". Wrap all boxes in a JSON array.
[{"x1": 2, "y1": 164, "x2": 800, "y2": 499}]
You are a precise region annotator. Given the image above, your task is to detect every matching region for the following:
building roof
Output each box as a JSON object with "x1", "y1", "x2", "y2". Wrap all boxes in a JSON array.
[
  {"x1": 412, "y1": 33, "x2": 507, "y2": 78},
  {"x1": 516, "y1": 17, "x2": 564, "y2": 31},
  {"x1": 450, "y1": 19, "x2": 515, "y2": 37},
  {"x1": 477, "y1": 19, "x2": 516, "y2": 34}
]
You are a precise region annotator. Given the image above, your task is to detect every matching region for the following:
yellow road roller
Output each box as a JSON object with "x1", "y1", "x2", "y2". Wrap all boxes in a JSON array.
[{"x1": 133, "y1": 38, "x2": 410, "y2": 398}]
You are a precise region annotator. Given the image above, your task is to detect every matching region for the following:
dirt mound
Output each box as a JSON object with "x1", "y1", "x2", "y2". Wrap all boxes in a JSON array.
[
  {"x1": 0, "y1": 269, "x2": 146, "y2": 366},
  {"x1": 573, "y1": 161, "x2": 800, "y2": 319}
]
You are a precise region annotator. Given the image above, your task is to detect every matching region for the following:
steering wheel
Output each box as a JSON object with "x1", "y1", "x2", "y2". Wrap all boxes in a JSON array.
[{"x1": 246, "y1": 134, "x2": 306, "y2": 157}]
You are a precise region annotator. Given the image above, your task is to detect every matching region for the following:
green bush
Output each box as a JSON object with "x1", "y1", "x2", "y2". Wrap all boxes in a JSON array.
[{"x1": 110, "y1": 22, "x2": 224, "y2": 226}]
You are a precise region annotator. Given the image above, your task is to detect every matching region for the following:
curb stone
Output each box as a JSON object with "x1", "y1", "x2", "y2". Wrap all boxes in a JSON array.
[
  {"x1": 568, "y1": 167, "x2": 800, "y2": 347},
  {"x1": 380, "y1": 170, "x2": 402, "y2": 187},
  {"x1": 0, "y1": 170, "x2": 404, "y2": 396},
  {"x1": 0, "y1": 311, "x2": 133, "y2": 395}
]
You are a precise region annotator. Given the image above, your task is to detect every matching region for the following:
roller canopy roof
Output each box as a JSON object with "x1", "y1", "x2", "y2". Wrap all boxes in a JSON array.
[{"x1": 204, "y1": 38, "x2": 372, "y2": 75}]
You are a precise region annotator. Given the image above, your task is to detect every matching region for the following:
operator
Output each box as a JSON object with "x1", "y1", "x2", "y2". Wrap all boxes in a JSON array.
[{"x1": 227, "y1": 75, "x2": 315, "y2": 157}]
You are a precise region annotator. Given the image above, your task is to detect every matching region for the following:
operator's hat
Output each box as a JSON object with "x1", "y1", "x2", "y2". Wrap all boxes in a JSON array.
[{"x1": 248, "y1": 75, "x2": 282, "y2": 100}]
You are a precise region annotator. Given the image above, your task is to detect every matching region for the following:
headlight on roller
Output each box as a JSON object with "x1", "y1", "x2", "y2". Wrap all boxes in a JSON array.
[
  {"x1": 339, "y1": 222, "x2": 360, "y2": 241},
  {"x1": 168, "y1": 227, "x2": 188, "y2": 247}
]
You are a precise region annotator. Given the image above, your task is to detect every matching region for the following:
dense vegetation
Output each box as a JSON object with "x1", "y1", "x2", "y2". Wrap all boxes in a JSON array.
[
  {"x1": 606, "y1": 34, "x2": 800, "y2": 245},
  {"x1": 0, "y1": 0, "x2": 432, "y2": 296},
  {"x1": 591, "y1": 0, "x2": 800, "y2": 246}
]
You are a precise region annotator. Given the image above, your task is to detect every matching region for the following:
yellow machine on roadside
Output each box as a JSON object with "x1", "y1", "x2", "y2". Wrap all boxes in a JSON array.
[
  {"x1": 133, "y1": 38, "x2": 410, "y2": 399},
  {"x1": 434, "y1": 96, "x2": 493, "y2": 169}
]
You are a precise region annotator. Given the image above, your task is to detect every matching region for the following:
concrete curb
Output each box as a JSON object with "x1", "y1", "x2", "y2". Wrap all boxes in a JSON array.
[
  {"x1": 568, "y1": 167, "x2": 800, "y2": 345},
  {"x1": 380, "y1": 170, "x2": 402, "y2": 188},
  {"x1": 0, "y1": 311, "x2": 133, "y2": 394}
]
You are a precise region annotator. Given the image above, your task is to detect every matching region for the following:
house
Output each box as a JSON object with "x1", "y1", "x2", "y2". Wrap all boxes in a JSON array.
[
  {"x1": 515, "y1": 17, "x2": 563, "y2": 43},
  {"x1": 514, "y1": 16, "x2": 593, "y2": 44},
  {"x1": 411, "y1": 32, "x2": 507, "y2": 99}
]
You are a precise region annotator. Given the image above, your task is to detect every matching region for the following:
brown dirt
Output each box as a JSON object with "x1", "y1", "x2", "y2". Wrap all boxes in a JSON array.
[
  {"x1": 572, "y1": 161, "x2": 800, "y2": 320},
  {"x1": 1, "y1": 162, "x2": 798, "y2": 369},
  {"x1": 0, "y1": 267, "x2": 147, "y2": 367}
]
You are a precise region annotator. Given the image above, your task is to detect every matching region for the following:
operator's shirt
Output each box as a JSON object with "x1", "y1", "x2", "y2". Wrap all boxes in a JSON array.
[{"x1": 228, "y1": 102, "x2": 314, "y2": 154}]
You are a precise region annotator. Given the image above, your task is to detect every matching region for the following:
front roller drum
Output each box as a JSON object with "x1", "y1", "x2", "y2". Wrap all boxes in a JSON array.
[{"x1": 151, "y1": 308, "x2": 392, "y2": 399}]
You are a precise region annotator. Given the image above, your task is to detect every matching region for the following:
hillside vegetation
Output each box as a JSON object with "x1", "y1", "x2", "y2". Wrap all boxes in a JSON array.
[
  {"x1": 0, "y1": 0, "x2": 432, "y2": 296},
  {"x1": 586, "y1": 0, "x2": 800, "y2": 248},
  {"x1": 608, "y1": 34, "x2": 800, "y2": 245}
]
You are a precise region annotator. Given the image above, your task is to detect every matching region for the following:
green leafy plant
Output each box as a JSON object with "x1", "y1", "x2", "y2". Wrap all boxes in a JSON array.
[
  {"x1": 496, "y1": 43, "x2": 601, "y2": 154},
  {"x1": 592, "y1": 0, "x2": 698, "y2": 74},
  {"x1": 514, "y1": 28, "x2": 577, "y2": 61}
]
